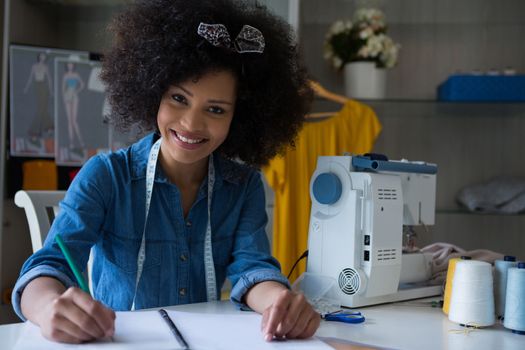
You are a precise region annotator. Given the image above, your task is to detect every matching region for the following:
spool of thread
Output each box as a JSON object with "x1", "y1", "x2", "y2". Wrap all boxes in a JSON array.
[
  {"x1": 503, "y1": 262, "x2": 525, "y2": 334},
  {"x1": 448, "y1": 260, "x2": 495, "y2": 327},
  {"x1": 443, "y1": 256, "x2": 471, "y2": 315},
  {"x1": 494, "y1": 255, "x2": 517, "y2": 318},
  {"x1": 443, "y1": 258, "x2": 459, "y2": 315}
]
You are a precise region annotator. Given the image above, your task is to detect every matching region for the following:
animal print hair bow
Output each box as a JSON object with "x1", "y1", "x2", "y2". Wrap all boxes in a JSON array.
[{"x1": 197, "y1": 22, "x2": 265, "y2": 54}]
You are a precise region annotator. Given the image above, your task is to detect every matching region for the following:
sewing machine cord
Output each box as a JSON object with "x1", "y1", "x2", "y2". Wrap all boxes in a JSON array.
[{"x1": 287, "y1": 250, "x2": 309, "y2": 279}]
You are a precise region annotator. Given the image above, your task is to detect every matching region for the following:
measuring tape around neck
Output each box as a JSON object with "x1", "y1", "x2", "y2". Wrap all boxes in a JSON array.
[{"x1": 131, "y1": 137, "x2": 217, "y2": 310}]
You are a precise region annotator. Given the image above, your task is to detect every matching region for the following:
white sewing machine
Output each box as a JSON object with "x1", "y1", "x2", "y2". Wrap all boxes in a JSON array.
[{"x1": 305, "y1": 155, "x2": 441, "y2": 308}]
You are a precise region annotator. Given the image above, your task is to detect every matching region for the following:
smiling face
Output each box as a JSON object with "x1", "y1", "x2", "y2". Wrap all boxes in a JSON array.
[{"x1": 157, "y1": 70, "x2": 237, "y2": 173}]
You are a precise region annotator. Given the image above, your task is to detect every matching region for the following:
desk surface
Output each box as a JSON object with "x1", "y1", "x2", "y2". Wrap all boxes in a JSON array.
[{"x1": 1, "y1": 300, "x2": 523, "y2": 350}]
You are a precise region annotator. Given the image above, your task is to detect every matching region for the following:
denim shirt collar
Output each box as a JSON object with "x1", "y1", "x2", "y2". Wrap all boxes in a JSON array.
[{"x1": 129, "y1": 133, "x2": 248, "y2": 188}]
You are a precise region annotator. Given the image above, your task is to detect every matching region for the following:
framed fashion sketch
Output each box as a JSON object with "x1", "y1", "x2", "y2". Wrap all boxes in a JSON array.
[
  {"x1": 9, "y1": 45, "x2": 89, "y2": 157},
  {"x1": 54, "y1": 58, "x2": 110, "y2": 166}
]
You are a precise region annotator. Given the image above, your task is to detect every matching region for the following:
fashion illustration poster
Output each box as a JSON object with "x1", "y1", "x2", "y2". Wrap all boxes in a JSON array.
[
  {"x1": 54, "y1": 58, "x2": 109, "y2": 166},
  {"x1": 9, "y1": 45, "x2": 89, "y2": 157}
]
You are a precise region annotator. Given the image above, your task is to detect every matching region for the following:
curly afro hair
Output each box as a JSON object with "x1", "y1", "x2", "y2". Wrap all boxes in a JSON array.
[{"x1": 100, "y1": 0, "x2": 312, "y2": 167}]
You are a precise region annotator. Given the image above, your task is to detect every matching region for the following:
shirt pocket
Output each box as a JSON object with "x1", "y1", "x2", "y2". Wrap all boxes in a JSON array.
[{"x1": 102, "y1": 229, "x2": 161, "y2": 274}]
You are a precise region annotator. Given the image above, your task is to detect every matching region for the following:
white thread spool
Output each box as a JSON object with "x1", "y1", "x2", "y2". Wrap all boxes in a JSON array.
[
  {"x1": 494, "y1": 256, "x2": 517, "y2": 318},
  {"x1": 503, "y1": 262, "x2": 525, "y2": 334},
  {"x1": 448, "y1": 260, "x2": 495, "y2": 327}
]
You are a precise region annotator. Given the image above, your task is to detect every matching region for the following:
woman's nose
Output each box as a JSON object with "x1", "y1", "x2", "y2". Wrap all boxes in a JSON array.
[{"x1": 180, "y1": 107, "x2": 205, "y2": 131}]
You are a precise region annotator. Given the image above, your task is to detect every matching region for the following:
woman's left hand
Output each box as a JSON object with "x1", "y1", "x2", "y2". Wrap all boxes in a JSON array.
[{"x1": 260, "y1": 289, "x2": 320, "y2": 341}]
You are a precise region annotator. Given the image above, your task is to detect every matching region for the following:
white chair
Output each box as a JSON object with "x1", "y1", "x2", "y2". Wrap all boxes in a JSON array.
[
  {"x1": 14, "y1": 190, "x2": 93, "y2": 290},
  {"x1": 14, "y1": 190, "x2": 66, "y2": 253}
]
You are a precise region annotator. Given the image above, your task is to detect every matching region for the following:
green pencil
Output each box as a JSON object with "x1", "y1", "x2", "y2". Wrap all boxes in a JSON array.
[{"x1": 55, "y1": 234, "x2": 90, "y2": 294}]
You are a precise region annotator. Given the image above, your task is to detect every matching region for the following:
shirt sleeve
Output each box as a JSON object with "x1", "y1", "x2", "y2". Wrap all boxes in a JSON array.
[
  {"x1": 227, "y1": 170, "x2": 290, "y2": 309},
  {"x1": 12, "y1": 265, "x2": 77, "y2": 321},
  {"x1": 11, "y1": 154, "x2": 113, "y2": 320}
]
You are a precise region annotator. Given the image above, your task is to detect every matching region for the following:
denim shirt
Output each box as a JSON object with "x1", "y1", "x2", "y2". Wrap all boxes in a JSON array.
[{"x1": 12, "y1": 133, "x2": 289, "y2": 320}]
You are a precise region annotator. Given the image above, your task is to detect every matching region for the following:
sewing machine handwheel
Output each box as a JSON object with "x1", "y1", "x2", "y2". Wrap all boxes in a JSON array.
[{"x1": 312, "y1": 172, "x2": 342, "y2": 205}]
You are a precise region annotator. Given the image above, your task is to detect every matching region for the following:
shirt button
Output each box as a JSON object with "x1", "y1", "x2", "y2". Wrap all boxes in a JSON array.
[
  {"x1": 179, "y1": 288, "x2": 186, "y2": 296},
  {"x1": 180, "y1": 253, "x2": 188, "y2": 262},
  {"x1": 185, "y1": 220, "x2": 192, "y2": 227}
]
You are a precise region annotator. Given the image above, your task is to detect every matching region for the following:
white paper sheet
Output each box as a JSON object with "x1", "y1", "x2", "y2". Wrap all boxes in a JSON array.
[{"x1": 13, "y1": 310, "x2": 333, "y2": 350}]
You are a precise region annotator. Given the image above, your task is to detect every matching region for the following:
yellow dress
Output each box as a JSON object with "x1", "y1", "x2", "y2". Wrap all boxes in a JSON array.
[{"x1": 262, "y1": 100, "x2": 382, "y2": 281}]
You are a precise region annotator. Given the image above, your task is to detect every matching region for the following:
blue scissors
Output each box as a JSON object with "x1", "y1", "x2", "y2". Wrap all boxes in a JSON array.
[{"x1": 322, "y1": 310, "x2": 365, "y2": 324}]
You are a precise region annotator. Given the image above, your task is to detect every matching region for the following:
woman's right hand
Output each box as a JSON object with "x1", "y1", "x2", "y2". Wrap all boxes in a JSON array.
[
  {"x1": 38, "y1": 287, "x2": 115, "y2": 343},
  {"x1": 21, "y1": 277, "x2": 115, "y2": 343},
  {"x1": 27, "y1": 283, "x2": 115, "y2": 343}
]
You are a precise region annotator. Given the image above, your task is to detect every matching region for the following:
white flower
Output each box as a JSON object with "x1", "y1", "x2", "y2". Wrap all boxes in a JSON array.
[
  {"x1": 329, "y1": 20, "x2": 350, "y2": 36},
  {"x1": 365, "y1": 34, "x2": 384, "y2": 58},
  {"x1": 354, "y1": 8, "x2": 385, "y2": 29},
  {"x1": 332, "y1": 57, "x2": 343, "y2": 69},
  {"x1": 323, "y1": 40, "x2": 334, "y2": 59},
  {"x1": 379, "y1": 37, "x2": 400, "y2": 68},
  {"x1": 323, "y1": 8, "x2": 399, "y2": 70},
  {"x1": 358, "y1": 46, "x2": 370, "y2": 58},
  {"x1": 359, "y1": 27, "x2": 374, "y2": 40}
]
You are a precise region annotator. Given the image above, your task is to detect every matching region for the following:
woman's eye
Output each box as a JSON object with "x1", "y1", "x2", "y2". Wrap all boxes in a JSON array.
[
  {"x1": 208, "y1": 106, "x2": 225, "y2": 114},
  {"x1": 171, "y1": 94, "x2": 186, "y2": 104}
]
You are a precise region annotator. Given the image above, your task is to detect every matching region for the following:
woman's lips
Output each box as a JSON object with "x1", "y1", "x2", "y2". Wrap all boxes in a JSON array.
[{"x1": 170, "y1": 130, "x2": 207, "y2": 150}]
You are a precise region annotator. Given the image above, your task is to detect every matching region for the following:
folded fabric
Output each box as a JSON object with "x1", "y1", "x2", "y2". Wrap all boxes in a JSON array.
[
  {"x1": 420, "y1": 242, "x2": 504, "y2": 284},
  {"x1": 456, "y1": 175, "x2": 525, "y2": 214}
]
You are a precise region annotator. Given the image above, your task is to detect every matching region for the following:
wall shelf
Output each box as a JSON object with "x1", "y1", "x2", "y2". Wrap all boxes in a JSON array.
[
  {"x1": 436, "y1": 208, "x2": 525, "y2": 217},
  {"x1": 313, "y1": 98, "x2": 525, "y2": 115}
]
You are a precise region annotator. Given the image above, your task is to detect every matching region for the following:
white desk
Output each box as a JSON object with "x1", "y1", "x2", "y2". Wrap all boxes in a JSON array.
[{"x1": 1, "y1": 300, "x2": 523, "y2": 350}]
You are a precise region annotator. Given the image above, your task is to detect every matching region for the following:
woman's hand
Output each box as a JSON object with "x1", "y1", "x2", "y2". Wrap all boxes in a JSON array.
[
  {"x1": 21, "y1": 278, "x2": 115, "y2": 344},
  {"x1": 37, "y1": 287, "x2": 115, "y2": 343},
  {"x1": 261, "y1": 289, "x2": 320, "y2": 341},
  {"x1": 244, "y1": 280, "x2": 320, "y2": 342}
]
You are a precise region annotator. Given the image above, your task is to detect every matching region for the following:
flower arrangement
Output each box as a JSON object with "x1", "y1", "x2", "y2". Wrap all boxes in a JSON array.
[{"x1": 324, "y1": 8, "x2": 400, "y2": 70}]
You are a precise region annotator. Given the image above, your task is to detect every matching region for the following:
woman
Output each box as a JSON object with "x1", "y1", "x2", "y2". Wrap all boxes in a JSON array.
[{"x1": 13, "y1": 0, "x2": 318, "y2": 344}]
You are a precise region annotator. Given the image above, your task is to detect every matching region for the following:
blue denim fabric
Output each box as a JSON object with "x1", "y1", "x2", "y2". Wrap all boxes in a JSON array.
[{"x1": 12, "y1": 133, "x2": 289, "y2": 320}]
